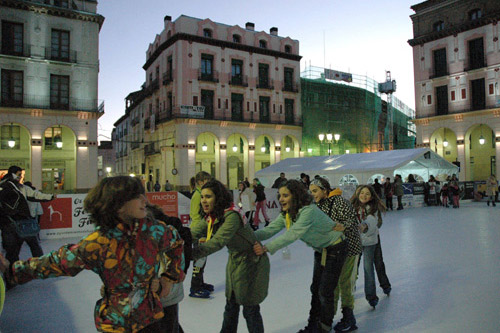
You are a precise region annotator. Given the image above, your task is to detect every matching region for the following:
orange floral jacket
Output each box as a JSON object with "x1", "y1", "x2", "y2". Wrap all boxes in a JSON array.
[{"x1": 8, "y1": 217, "x2": 185, "y2": 332}]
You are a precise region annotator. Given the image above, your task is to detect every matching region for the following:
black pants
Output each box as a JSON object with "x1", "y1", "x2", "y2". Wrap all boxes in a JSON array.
[
  {"x1": 397, "y1": 195, "x2": 403, "y2": 209},
  {"x1": 1, "y1": 225, "x2": 43, "y2": 263},
  {"x1": 308, "y1": 241, "x2": 347, "y2": 331},
  {"x1": 221, "y1": 292, "x2": 264, "y2": 333},
  {"x1": 191, "y1": 258, "x2": 207, "y2": 290},
  {"x1": 138, "y1": 304, "x2": 184, "y2": 333},
  {"x1": 385, "y1": 196, "x2": 393, "y2": 210},
  {"x1": 374, "y1": 235, "x2": 391, "y2": 290}
]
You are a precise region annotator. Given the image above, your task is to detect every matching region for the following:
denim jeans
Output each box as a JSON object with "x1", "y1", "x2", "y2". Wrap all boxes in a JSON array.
[
  {"x1": 221, "y1": 292, "x2": 264, "y2": 333},
  {"x1": 363, "y1": 244, "x2": 378, "y2": 302},
  {"x1": 374, "y1": 235, "x2": 391, "y2": 290},
  {"x1": 308, "y1": 241, "x2": 347, "y2": 330}
]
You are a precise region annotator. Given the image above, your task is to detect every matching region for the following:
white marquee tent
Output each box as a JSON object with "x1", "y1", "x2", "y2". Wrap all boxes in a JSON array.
[{"x1": 255, "y1": 148, "x2": 459, "y2": 188}]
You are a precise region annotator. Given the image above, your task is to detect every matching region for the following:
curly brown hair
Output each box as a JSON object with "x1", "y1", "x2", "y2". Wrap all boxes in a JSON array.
[
  {"x1": 84, "y1": 176, "x2": 145, "y2": 232},
  {"x1": 279, "y1": 179, "x2": 312, "y2": 221}
]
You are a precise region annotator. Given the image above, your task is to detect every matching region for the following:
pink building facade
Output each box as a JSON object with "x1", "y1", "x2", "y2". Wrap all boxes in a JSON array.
[
  {"x1": 409, "y1": 0, "x2": 500, "y2": 181},
  {"x1": 114, "y1": 15, "x2": 302, "y2": 189}
]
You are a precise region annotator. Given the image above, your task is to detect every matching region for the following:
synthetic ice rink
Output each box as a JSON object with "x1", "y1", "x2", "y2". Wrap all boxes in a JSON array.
[{"x1": 1, "y1": 201, "x2": 499, "y2": 332}]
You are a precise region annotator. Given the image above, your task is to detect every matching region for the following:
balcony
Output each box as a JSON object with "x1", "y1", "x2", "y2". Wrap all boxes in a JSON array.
[
  {"x1": 157, "y1": 109, "x2": 173, "y2": 124},
  {"x1": 464, "y1": 61, "x2": 487, "y2": 72},
  {"x1": 131, "y1": 117, "x2": 140, "y2": 127},
  {"x1": 44, "y1": 47, "x2": 77, "y2": 63},
  {"x1": 429, "y1": 69, "x2": 448, "y2": 79},
  {"x1": 282, "y1": 81, "x2": 299, "y2": 93},
  {"x1": 144, "y1": 118, "x2": 151, "y2": 130},
  {"x1": 150, "y1": 78, "x2": 160, "y2": 91},
  {"x1": 162, "y1": 71, "x2": 173, "y2": 85},
  {"x1": 0, "y1": 43, "x2": 31, "y2": 57},
  {"x1": 0, "y1": 94, "x2": 104, "y2": 112},
  {"x1": 256, "y1": 80, "x2": 274, "y2": 90},
  {"x1": 144, "y1": 142, "x2": 160, "y2": 156},
  {"x1": 228, "y1": 74, "x2": 248, "y2": 87},
  {"x1": 131, "y1": 141, "x2": 141, "y2": 150},
  {"x1": 198, "y1": 70, "x2": 219, "y2": 83}
]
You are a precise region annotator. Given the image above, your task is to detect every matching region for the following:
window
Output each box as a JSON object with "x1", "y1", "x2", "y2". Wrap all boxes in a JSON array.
[
  {"x1": 201, "y1": 90, "x2": 214, "y2": 119},
  {"x1": 433, "y1": 48, "x2": 447, "y2": 78},
  {"x1": 489, "y1": 83, "x2": 495, "y2": 95},
  {"x1": 258, "y1": 63, "x2": 269, "y2": 88},
  {"x1": 231, "y1": 59, "x2": 243, "y2": 85},
  {"x1": 284, "y1": 67, "x2": 294, "y2": 91},
  {"x1": 51, "y1": 29, "x2": 70, "y2": 61},
  {"x1": 200, "y1": 54, "x2": 213, "y2": 80},
  {"x1": 259, "y1": 40, "x2": 267, "y2": 48},
  {"x1": 451, "y1": 90, "x2": 456, "y2": 101},
  {"x1": 50, "y1": 74, "x2": 69, "y2": 109},
  {"x1": 232, "y1": 34, "x2": 241, "y2": 43},
  {"x1": 44, "y1": 127, "x2": 62, "y2": 150},
  {"x1": 433, "y1": 21, "x2": 444, "y2": 32},
  {"x1": 469, "y1": 8, "x2": 481, "y2": 21},
  {"x1": 435, "y1": 85, "x2": 448, "y2": 115},
  {"x1": 1, "y1": 69, "x2": 23, "y2": 107},
  {"x1": 231, "y1": 93, "x2": 243, "y2": 121},
  {"x1": 468, "y1": 37, "x2": 484, "y2": 70},
  {"x1": 285, "y1": 99, "x2": 294, "y2": 124},
  {"x1": 470, "y1": 78, "x2": 485, "y2": 111},
  {"x1": 284, "y1": 45, "x2": 292, "y2": 53},
  {"x1": 203, "y1": 29, "x2": 212, "y2": 38},
  {"x1": 461, "y1": 88, "x2": 467, "y2": 99},
  {"x1": 259, "y1": 96, "x2": 270, "y2": 122},
  {"x1": 1, "y1": 21, "x2": 23, "y2": 56},
  {"x1": 427, "y1": 95, "x2": 432, "y2": 105},
  {"x1": 1, "y1": 125, "x2": 20, "y2": 149}
]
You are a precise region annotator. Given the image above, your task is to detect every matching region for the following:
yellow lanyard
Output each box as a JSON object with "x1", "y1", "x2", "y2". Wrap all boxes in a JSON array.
[
  {"x1": 206, "y1": 216, "x2": 214, "y2": 241},
  {"x1": 285, "y1": 213, "x2": 291, "y2": 230}
]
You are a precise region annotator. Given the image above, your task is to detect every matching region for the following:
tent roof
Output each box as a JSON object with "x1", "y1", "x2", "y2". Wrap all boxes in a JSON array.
[{"x1": 255, "y1": 148, "x2": 459, "y2": 182}]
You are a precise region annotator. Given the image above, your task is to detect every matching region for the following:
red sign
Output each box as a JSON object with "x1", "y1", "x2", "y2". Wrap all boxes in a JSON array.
[
  {"x1": 40, "y1": 198, "x2": 73, "y2": 229},
  {"x1": 146, "y1": 191, "x2": 179, "y2": 218}
]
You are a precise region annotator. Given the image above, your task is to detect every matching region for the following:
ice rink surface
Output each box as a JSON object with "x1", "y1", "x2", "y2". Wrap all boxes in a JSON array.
[{"x1": 1, "y1": 201, "x2": 499, "y2": 332}]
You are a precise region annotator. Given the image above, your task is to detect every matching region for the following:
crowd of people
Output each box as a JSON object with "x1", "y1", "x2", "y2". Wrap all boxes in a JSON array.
[{"x1": 0, "y1": 166, "x2": 496, "y2": 332}]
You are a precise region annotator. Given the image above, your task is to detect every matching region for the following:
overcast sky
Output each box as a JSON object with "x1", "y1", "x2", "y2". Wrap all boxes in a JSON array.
[{"x1": 97, "y1": 0, "x2": 418, "y2": 140}]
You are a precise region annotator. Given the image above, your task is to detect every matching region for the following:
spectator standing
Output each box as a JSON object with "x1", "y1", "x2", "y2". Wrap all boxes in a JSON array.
[
  {"x1": 394, "y1": 175, "x2": 404, "y2": 210},
  {"x1": 252, "y1": 178, "x2": 270, "y2": 230},
  {"x1": 164, "y1": 180, "x2": 173, "y2": 192},
  {"x1": 154, "y1": 180, "x2": 161, "y2": 192},
  {"x1": 0, "y1": 166, "x2": 54, "y2": 264},
  {"x1": 271, "y1": 172, "x2": 287, "y2": 189},
  {"x1": 372, "y1": 179, "x2": 383, "y2": 199},
  {"x1": 19, "y1": 181, "x2": 45, "y2": 257},
  {"x1": 383, "y1": 178, "x2": 394, "y2": 211},
  {"x1": 486, "y1": 175, "x2": 497, "y2": 207}
]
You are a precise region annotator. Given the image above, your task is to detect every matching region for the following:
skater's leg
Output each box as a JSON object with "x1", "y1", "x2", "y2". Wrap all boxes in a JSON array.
[
  {"x1": 243, "y1": 304, "x2": 264, "y2": 333},
  {"x1": 374, "y1": 235, "x2": 391, "y2": 292},
  {"x1": 221, "y1": 293, "x2": 240, "y2": 332}
]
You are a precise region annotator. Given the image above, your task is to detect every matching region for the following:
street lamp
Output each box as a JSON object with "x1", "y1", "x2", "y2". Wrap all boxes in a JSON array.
[
  {"x1": 106, "y1": 167, "x2": 112, "y2": 174},
  {"x1": 443, "y1": 128, "x2": 449, "y2": 147},
  {"x1": 232, "y1": 144, "x2": 238, "y2": 152},
  {"x1": 8, "y1": 139, "x2": 15, "y2": 148},
  {"x1": 285, "y1": 146, "x2": 290, "y2": 152},
  {"x1": 318, "y1": 132, "x2": 340, "y2": 156},
  {"x1": 202, "y1": 142, "x2": 208, "y2": 151},
  {"x1": 479, "y1": 125, "x2": 485, "y2": 145},
  {"x1": 261, "y1": 146, "x2": 266, "y2": 153}
]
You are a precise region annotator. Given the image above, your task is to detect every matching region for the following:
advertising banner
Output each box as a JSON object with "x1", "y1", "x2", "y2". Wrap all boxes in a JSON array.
[{"x1": 39, "y1": 192, "x2": 192, "y2": 239}]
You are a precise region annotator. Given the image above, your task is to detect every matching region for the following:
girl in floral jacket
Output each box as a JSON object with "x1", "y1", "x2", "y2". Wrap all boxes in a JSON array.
[{"x1": 0, "y1": 176, "x2": 185, "y2": 332}]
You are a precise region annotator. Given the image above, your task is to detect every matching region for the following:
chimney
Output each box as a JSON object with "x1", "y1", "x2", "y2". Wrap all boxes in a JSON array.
[
  {"x1": 245, "y1": 22, "x2": 255, "y2": 31},
  {"x1": 270, "y1": 27, "x2": 278, "y2": 36},
  {"x1": 164, "y1": 15, "x2": 172, "y2": 23}
]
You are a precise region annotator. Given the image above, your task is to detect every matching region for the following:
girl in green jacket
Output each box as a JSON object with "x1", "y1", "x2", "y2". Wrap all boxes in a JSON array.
[{"x1": 193, "y1": 179, "x2": 270, "y2": 333}]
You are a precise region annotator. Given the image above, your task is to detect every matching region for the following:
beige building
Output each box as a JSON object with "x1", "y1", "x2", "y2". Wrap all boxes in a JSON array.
[
  {"x1": 409, "y1": 0, "x2": 500, "y2": 181},
  {"x1": 0, "y1": 0, "x2": 104, "y2": 192},
  {"x1": 114, "y1": 15, "x2": 302, "y2": 190}
]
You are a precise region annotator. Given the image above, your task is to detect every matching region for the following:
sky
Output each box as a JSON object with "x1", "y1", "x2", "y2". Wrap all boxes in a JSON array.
[{"x1": 97, "y1": 0, "x2": 419, "y2": 141}]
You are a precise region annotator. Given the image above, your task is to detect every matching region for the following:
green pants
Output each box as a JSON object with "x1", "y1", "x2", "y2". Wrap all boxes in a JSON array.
[{"x1": 333, "y1": 255, "x2": 359, "y2": 314}]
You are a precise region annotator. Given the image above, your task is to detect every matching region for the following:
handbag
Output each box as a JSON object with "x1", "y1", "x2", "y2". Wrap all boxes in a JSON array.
[{"x1": 8, "y1": 216, "x2": 40, "y2": 238}]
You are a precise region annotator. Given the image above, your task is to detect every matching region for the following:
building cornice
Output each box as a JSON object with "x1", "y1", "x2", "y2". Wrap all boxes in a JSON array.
[
  {"x1": 408, "y1": 10, "x2": 500, "y2": 47},
  {"x1": 143, "y1": 32, "x2": 302, "y2": 71},
  {"x1": 0, "y1": 0, "x2": 105, "y2": 30},
  {"x1": 412, "y1": 108, "x2": 500, "y2": 125}
]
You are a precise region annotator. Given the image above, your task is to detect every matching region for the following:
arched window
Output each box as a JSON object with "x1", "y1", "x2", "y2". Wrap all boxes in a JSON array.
[
  {"x1": 469, "y1": 8, "x2": 481, "y2": 20},
  {"x1": 203, "y1": 28, "x2": 212, "y2": 38},
  {"x1": 433, "y1": 20, "x2": 444, "y2": 32},
  {"x1": 284, "y1": 45, "x2": 292, "y2": 53},
  {"x1": 259, "y1": 40, "x2": 267, "y2": 49},
  {"x1": 232, "y1": 34, "x2": 241, "y2": 43}
]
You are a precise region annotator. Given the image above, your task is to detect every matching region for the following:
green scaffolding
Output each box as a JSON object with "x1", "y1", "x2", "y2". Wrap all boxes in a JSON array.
[{"x1": 300, "y1": 66, "x2": 415, "y2": 156}]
